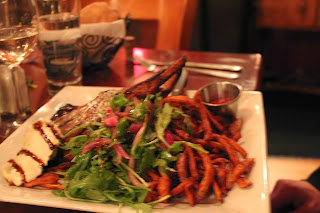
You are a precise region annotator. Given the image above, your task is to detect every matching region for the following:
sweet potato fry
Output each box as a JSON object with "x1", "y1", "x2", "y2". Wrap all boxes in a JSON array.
[
  {"x1": 195, "y1": 147, "x2": 214, "y2": 201},
  {"x1": 208, "y1": 141, "x2": 225, "y2": 151},
  {"x1": 162, "y1": 96, "x2": 197, "y2": 108},
  {"x1": 47, "y1": 162, "x2": 75, "y2": 172},
  {"x1": 170, "y1": 179, "x2": 191, "y2": 196},
  {"x1": 157, "y1": 174, "x2": 171, "y2": 203},
  {"x1": 24, "y1": 173, "x2": 59, "y2": 188},
  {"x1": 216, "y1": 162, "x2": 227, "y2": 194},
  {"x1": 184, "y1": 181, "x2": 195, "y2": 206},
  {"x1": 205, "y1": 107, "x2": 225, "y2": 132},
  {"x1": 232, "y1": 132, "x2": 242, "y2": 141},
  {"x1": 211, "y1": 158, "x2": 229, "y2": 165},
  {"x1": 192, "y1": 138, "x2": 210, "y2": 147},
  {"x1": 146, "y1": 191, "x2": 158, "y2": 203},
  {"x1": 147, "y1": 170, "x2": 160, "y2": 182},
  {"x1": 217, "y1": 137, "x2": 239, "y2": 166},
  {"x1": 231, "y1": 158, "x2": 255, "y2": 182},
  {"x1": 172, "y1": 134, "x2": 185, "y2": 141},
  {"x1": 177, "y1": 151, "x2": 188, "y2": 182},
  {"x1": 229, "y1": 118, "x2": 242, "y2": 136},
  {"x1": 226, "y1": 164, "x2": 235, "y2": 190},
  {"x1": 193, "y1": 91, "x2": 213, "y2": 141},
  {"x1": 213, "y1": 180, "x2": 223, "y2": 203},
  {"x1": 185, "y1": 146, "x2": 200, "y2": 180},
  {"x1": 236, "y1": 177, "x2": 253, "y2": 188},
  {"x1": 174, "y1": 129, "x2": 190, "y2": 141},
  {"x1": 221, "y1": 135, "x2": 247, "y2": 158},
  {"x1": 40, "y1": 183, "x2": 64, "y2": 190}
]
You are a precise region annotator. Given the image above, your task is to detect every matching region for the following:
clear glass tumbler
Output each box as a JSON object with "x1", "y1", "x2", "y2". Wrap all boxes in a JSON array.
[{"x1": 36, "y1": 0, "x2": 82, "y2": 96}]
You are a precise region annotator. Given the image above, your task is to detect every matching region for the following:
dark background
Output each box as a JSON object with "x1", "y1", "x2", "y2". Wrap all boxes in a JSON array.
[{"x1": 190, "y1": 0, "x2": 320, "y2": 158}]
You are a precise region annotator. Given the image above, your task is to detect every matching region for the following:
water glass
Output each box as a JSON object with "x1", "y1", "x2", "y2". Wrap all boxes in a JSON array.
[{"x1": 36, "y1": 0, "x2": 82, "y2": 96}]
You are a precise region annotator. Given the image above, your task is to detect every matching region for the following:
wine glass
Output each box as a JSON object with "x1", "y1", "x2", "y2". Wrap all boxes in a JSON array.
[{"x1": 0, "y1": 0, "x2": 38, "y2": 140}]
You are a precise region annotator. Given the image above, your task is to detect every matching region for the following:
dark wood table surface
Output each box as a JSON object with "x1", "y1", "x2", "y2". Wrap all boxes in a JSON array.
[{"x1": 0, "y1": 47, "x2": 262, "y2": 213}]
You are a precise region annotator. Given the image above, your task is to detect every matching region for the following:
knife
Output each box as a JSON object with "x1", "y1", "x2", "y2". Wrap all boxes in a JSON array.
[
  {"x1": 185, "y1": 67, "x2": 240, "y2": 79},
  {"x1": 134, "y1": 58, "x2": 242, "y2": 72},
  {"x1": 186, "y1": 61, "x2": 242, "y2": 72}
]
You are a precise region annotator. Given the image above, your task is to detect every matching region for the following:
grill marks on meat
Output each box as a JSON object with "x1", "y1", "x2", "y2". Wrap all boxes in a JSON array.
[
  {"x1": 52, "y1": 90, "x2": 118, "y2": 135},
  {"x1": 51, "y1": 56, "x2": 187, "y2": 135}
]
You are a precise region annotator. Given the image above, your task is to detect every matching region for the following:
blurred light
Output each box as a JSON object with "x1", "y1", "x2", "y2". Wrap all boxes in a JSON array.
[{"x1": 133, "y1": 48, "x2": 145, "y2": 58}]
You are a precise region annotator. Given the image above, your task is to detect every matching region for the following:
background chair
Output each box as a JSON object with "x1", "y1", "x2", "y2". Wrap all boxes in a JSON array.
[{"x1": 81, "y1": 0, "x2": 198, "y2": 50}]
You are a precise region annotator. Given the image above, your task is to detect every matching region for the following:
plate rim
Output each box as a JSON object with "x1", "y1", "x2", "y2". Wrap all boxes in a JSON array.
[{"x1": 0, "y1": 86, "x2": 270, "y2": 213}]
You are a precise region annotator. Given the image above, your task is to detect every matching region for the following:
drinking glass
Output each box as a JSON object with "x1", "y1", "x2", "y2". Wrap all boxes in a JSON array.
[
  {"x1": 0, "y1": 0, "x2": 38, "y2": 140},
  {"x1": 36, "y1": 0, "x2": 82, "y2": 96}
]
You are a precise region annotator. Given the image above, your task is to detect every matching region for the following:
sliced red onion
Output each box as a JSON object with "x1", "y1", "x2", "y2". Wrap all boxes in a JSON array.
[
  {"x1": 106, "y1": 106, "x2": 116, "y2": 117},
  {"x1": 162, "y1": 129, "x2": 174, "y2": 149},
  {"x1": 128, "y1": 158, "x2": 145, "y2": 187},
  {"x1": 129, "y1": 123, "x2": 142, "y2": 133},
  {"x1": 133, "y1": 97, "x2": 141, "y2": 105},
  {"x1": 81, "y1": 138, "x2": 112, "y2": 154},
  {"x1": 112, "y1": 146, "x2": 122, "y2": 165},
  {"x1": 113, "y1": 144, "x2": 130, "y2": 164},
  {"x1": 132, "y1": 122, "x2": 146, "y2": 147},
  {"x1": 104, "y1": 116, "x2": 119, "y2": 127},
  {"x1": 164, "y1": 129, "x2": 174, "y2": 145}
]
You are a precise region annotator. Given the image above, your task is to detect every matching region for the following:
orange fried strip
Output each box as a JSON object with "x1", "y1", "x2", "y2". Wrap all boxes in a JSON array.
[
  {"x1": 157, "y1": 174, "x2": 171, "y2": 203},
  {"x1": 213, "y1": 180, "x2": 223, "y2": 203},
  {"x1": 236, "y1": 177, "x2": 253, "y2": 188},
  {"x1": 147, "y1": 170, "x2": 160, "y2": 182},
  {"x1": 174, "y1": 129, "x2": 190, "y2": 141},
  {"x1": 185, "y1": 146, "x2": 200, "y2": 180},
  {"x1": 192, "y1": 138, "x2": 210, "y2": 147},
  {"x1": 184, "y1": 181, "x2": 195, "y2": 206},
  {"x1": 40, "y1": 183, "x2": 64, "y2": 190},
  {"x1": 221, "y1": 135, "x2": 247, "y2": 158},
  {"x1": 226, "y1": 164, "x2": 235, "y2": 190},
  {"x1": 232, "y1": 132, "x2": 242, "y2": 141},
  {"x1": 217, "y1": 137, "x2": 239, "y2": 166},
  {"x1": 208, "y1": 141, "x2": 225, "y2": 150},
  {"x1": 24, "y1": 173, "x2": 59, "y2": 188},
  {"x1": 193, "y1": 91, "x2": 213, "y2": 141},
  {"x1": 231, "y1": 158, "x2": 255, "y2": 182},
  {"x1": 177, "y1": 151, "x2": 188, "y2": 182},
  {"x1": 146, "y1": 191, "x2": 158, "y2": 203},
  {"x1": 205, "y1": 107, "x2": 225, "y2": 132},
  {"x1": 47, "y1": 162, "x2": 74, "y2": 172},
  {"x1": 229, "y1": 118, "x2": 242, "y2": 136},
  {"x1": 172, "y1": 134, "x2": 185, "y2": 141},
  {"x1": 170, "y1": 179, "x2": 192, "y2": 196},
  {"x1": 216, "y1": 162, "x2": 227, "y2": 194},
  {"x1": 195, "y1": 147, "x2": 214, "y2": 201},
  {"x1": 162, "y1": 96, "x2": 197, "y2": 108},
  {"x1": 211, "y1": 158, "x2": 229, "y2": 165}
]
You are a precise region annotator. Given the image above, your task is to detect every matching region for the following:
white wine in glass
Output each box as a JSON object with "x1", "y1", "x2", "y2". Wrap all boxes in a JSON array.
[{"x1": 0, "y1": 0, "x2": 39, "y2": 140}]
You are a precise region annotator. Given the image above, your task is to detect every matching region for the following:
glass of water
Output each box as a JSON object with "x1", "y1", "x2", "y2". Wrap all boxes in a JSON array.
[
  {"x1": 36, "y1": 0, "x2": 82, "y2": 96},
  {"x1": 0, "y1": 0, "x2": 38, "y2": 139}
]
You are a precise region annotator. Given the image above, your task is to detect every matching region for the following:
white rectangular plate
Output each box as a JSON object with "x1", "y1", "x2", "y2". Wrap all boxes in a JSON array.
[{"x1": 0, "y1": 86, "x2": 270, "y2": 213}]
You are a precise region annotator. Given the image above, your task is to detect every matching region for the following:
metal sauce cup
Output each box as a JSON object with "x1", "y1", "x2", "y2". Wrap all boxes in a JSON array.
[{"x1": 199, "y1": 82, "x2": 242, "y2": 117}]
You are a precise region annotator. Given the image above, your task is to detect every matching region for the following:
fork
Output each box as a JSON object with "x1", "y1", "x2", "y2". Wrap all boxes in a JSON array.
[{"x1": 136, "y1": 58, "x2": 240, "y2": 79}]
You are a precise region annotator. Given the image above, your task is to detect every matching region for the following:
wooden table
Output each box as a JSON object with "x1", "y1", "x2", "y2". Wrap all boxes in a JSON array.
[
  {"x1": 0, "y1": 47, "x2": 263, "y2": 212},
  {"x1": 22, "y1": 47, "x2": 263, "y2": 113}
]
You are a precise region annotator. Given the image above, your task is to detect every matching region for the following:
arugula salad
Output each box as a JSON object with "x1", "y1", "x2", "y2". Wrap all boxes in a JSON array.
[{"x1": 52, "y1": 93, "x2": 205, "y2": 212}]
